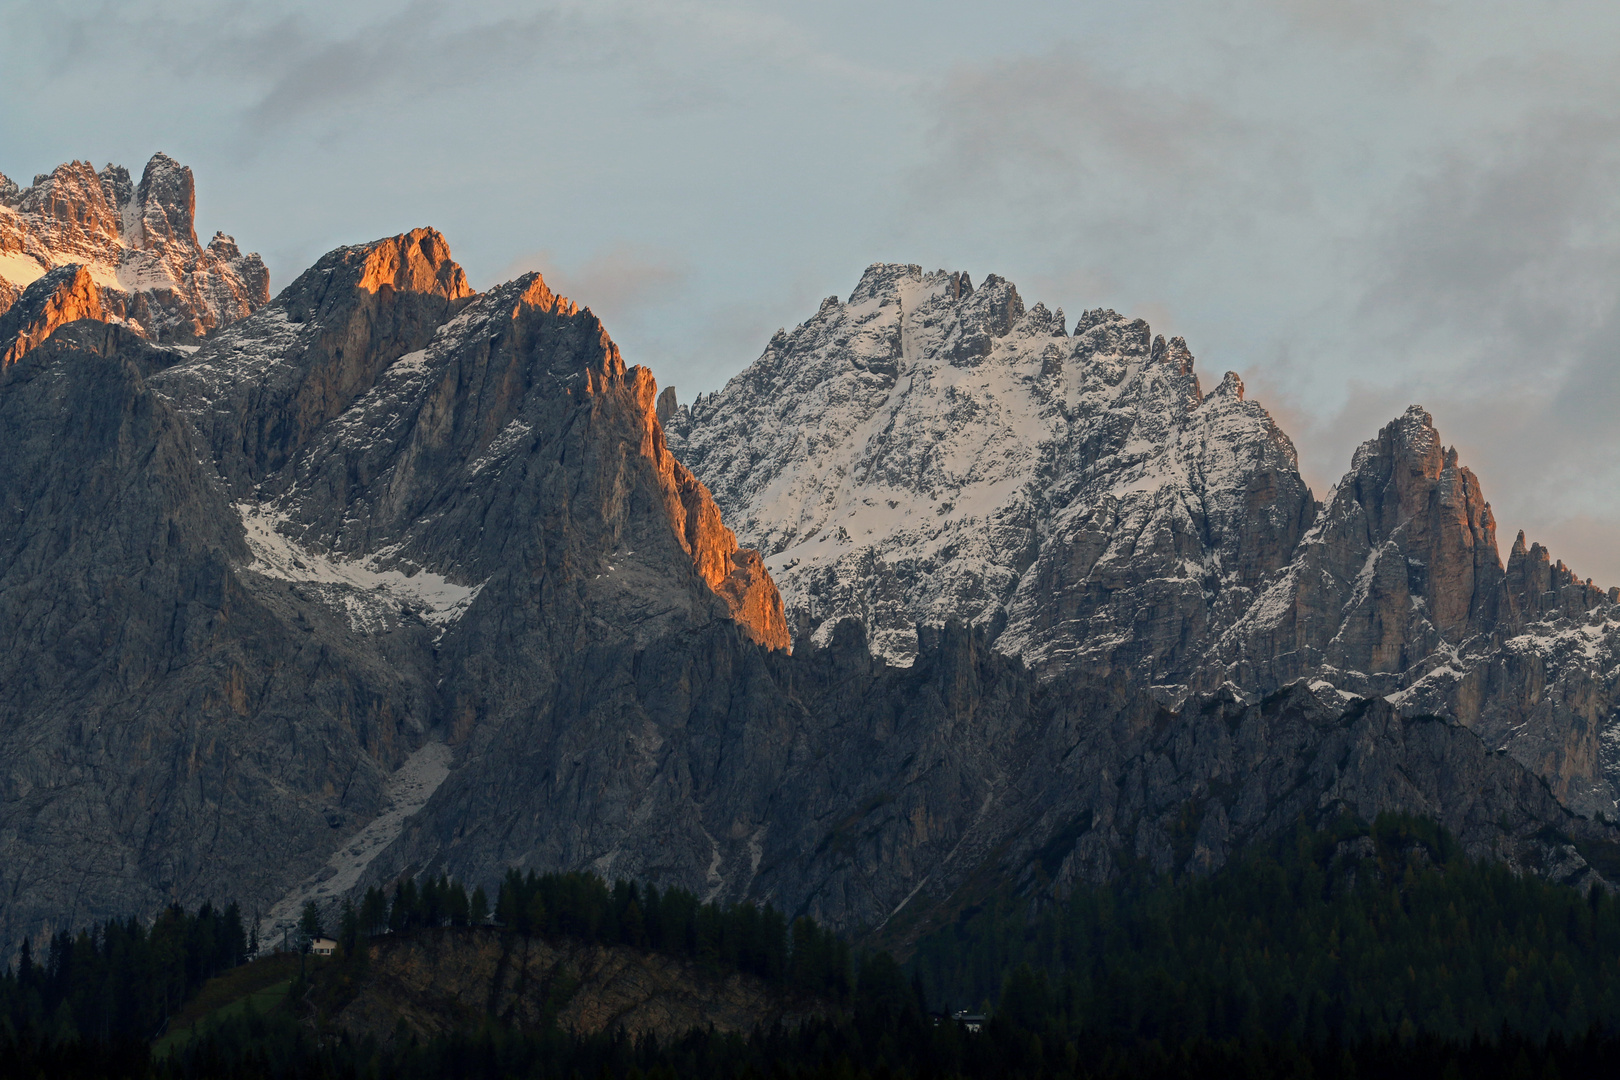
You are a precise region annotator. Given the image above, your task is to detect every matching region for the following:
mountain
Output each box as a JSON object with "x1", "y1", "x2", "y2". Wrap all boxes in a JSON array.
[
  {"x1": 1, "y1": 165, "x2": 1616, "y2": 956},
  {"x1": 0, "y1": 218, "x2": 800, "y2": 951},
  {"x1": 0, "y1": 154, "x2": 267, "y2": 353},
  {"x1": 665, "y1": 264, "x2": 1620, "y2": 820}
]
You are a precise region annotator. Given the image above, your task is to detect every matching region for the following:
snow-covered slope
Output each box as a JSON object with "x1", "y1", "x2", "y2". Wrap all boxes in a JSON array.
[
  {"x1": 666, "y1": 264, "x2": 1312, "y2": 673},
  {"x1": 668, "y1": 265, "x2": 1620, "y2": 819}
]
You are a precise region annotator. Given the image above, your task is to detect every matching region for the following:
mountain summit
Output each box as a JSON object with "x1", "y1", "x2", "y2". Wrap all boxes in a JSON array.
[
  {"x1": 667, "y1": 264, "x2": 1620, "y2": 819},
  {"x1": 0, "y1": 166, "x2": 1616, "y2": 955},
  {"x1": 0, "y1": 153, "x2": 267, "y2": 354}
]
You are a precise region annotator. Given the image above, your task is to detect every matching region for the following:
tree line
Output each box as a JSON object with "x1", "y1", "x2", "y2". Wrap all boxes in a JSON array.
[
  {"x1": 16, "y1": 813, "x2": 1620, "y2": 1077},
  {"x1": 42, "y1": 959, "x2": 1620, "y2": 1080},
  {"x1": 341, "y1": 868, "x2": 851, "y2": 999},
  {"x1": 911, "y1": 811, "x2": 1620, "y2": 1047},
  {"x1": 0, "y1": 902, "x2": 248, "y2": 1045},
  {"x1": 0, "y1": 866, "x2": 853, "y2": 1052}
]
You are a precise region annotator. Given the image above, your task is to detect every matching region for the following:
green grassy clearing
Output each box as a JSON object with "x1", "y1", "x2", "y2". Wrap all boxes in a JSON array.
[{"x1": 152, "y1": 951, "x2": 308, "y2": 1056}]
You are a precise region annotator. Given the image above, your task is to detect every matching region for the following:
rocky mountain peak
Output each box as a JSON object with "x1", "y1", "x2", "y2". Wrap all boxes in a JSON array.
[
  {"x1": 170, "y1": 228, "x2": 478, "y2": 488},
  {"x1": 971, "y1": 272, "x2": 1025, "y2": 337},
  {"x1": 352, "y1": 227, "x2": 473, "y2": 303},
  {"x1": 0, "y1": 152, "x2": 267, "y2": 348},
  {"x1": 1215, "y1": 370, "x2": 1245, "y2": 399},
  {"x1": 4, "y1": 230, "x2": 1620, "y2": 957},
  {"x1": 668, "y1": 264, "x2": 1313, "y2": 668},
  {"x1": 0, "y1": 264, "x2": 105, "y2": 365},
  {"x1": 1330, "y1": 404, "x2": 1500, "y2": 637},
  {"x1": 674, "y1": 269, "x2": 1620, "y2": 830},
  {"x1": 133, "y1": 152, "x2": 196, "y2": 249},
  {"x1": 14, "y1": 160, "x2": 121, "y2": 237}
]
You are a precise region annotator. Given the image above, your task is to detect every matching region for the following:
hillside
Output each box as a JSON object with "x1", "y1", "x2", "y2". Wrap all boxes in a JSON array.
[{"x1": 321, "y1": 928, "x2": 828, "y2": 1045}]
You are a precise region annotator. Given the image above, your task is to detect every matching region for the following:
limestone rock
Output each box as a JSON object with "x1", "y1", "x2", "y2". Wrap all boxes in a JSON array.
[
  {"x1": 670, "y1": 270, "x2": 1620, "y2": 825},
  {"x1": 0, "y1": 225, "x2": 792, "y2": 952},
  {"x1": 0, "y1": 265, "x2": 105, "y2": 365},
  {"x1": 0, "y1": 153, "x2": 267, "y2": 351},
  {"x1": 663, "y1": 264, "x2": 1314, "y2": 674},
  {"x1": 1, "y1": 225, "x2": 1616, "y2": 962}
]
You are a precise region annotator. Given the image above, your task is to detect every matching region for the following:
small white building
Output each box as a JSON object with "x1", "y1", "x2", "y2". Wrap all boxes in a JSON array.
[
  {"x1": 310, "y1": 937, "x2": 339, "y2": 956},
  {"x1": 951, "y1": 1011, "x2": 985, "y2": 1034}
]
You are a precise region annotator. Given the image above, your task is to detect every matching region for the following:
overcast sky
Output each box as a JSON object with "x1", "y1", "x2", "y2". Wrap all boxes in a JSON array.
[{"x1": 5, "y1": 0, "x2": 1619, "y2": 583}]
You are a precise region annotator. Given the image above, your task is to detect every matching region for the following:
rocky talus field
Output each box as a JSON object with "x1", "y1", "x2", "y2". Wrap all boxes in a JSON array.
[{"x1": 0, "y1": 159, "x2": 1617, "y2": 956}]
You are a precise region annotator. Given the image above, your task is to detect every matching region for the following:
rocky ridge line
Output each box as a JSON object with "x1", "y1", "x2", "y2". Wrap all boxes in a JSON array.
[
  {"x1": 0, "y1": 226, "x2": 790, "y2": 952},
  {"x1": 0, "y1": 207, "x2": 1615, "y2": 958},
  {"x1": 667, "y1": 265, "x2": 1620, "y2": 820},
  {"x1": 0, "y1": 153, "x2": 267, "y2": 357}
]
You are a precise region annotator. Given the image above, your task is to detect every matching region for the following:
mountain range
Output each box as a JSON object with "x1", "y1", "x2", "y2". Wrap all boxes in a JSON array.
[{"x1": 0, "y1": 155, "x2": 1616, "y2": 954}]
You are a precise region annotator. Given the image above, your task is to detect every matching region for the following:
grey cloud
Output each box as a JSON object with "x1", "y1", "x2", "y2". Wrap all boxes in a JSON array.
[
  {"x1": 1363, "y1": 111, "x2": 1620, "y2": 373},
  {"x1": 499, "y1": 245, "x2": 690, "y2": 323},
  {"x1": 1349, "y1": 102, "x2": 1620, "y2": 581},
  {"x1": 239, "y1": 3, "x2": 586, "y2": 131},
  {"x1": 924, "y1": 49, "x2": 1281, "y2": 211}
]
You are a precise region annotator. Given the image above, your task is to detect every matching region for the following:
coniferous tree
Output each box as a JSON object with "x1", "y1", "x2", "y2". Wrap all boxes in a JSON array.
[
  {"x1": 339, "y1": 899, "x2": 360, "y2": 953},
  {"x1": 297, "y1": 901, "x2": 324, "y2": 948},
  {"x1": 360, "y1": 886, "x2": 388, "y2": 937}
]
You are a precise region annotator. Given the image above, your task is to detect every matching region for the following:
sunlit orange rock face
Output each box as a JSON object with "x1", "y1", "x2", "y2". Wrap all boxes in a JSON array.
[
  {"x1": 0, "y1": 153, "x2": 268, "y2": 349},
  {"x1": 0, "y1": 265, "x2": 105, "y2": 365},
  {"x1": 555, "y1": 283, "x2": 790, "y2": 651},
  {"x1": 353, "y1": 227, "x2": 474, "y2": 302},
  {"x1": 631, "y1": 367, "x2": 792, "y2": 651},
  {"x1": 447, "y1": 265, "x2": 789, "y2": 650}
]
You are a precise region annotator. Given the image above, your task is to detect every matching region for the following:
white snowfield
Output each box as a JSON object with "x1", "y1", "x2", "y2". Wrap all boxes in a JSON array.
[
  {"x1": 668, "y1": 263, "x2": 1303, "y2": 672},
  {"x1": 237, "y1": 502, "x2": 484, "y2": 633},
  {"x1": 0, "y1": 250, "x2": 48, "y2": 289}
]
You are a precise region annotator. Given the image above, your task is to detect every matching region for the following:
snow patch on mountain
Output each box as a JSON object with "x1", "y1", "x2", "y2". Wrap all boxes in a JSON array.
[
  {"x1": 264, "y1": 740, "x2": 454, "y2": 933},
  {"x1": 237, "y1": 502, "x2": 484, "y2": 632},
  {"x1": 668, "y1": 263, "x2": 1311, "y2": 672},
  {"x1": 0, "y1": 252, "x2": 47, "y2": 288}
]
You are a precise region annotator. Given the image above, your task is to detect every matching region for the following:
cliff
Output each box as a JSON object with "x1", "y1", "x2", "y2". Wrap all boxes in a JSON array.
[{"x1": 326, "y1": 929, "x2": 826, "y2": 1045}]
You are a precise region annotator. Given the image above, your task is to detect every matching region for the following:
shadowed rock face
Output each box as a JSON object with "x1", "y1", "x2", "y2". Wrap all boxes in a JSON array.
[
  {"x1": 0, "y1": 221, "x2": 1616, "y2": 958},
  {"x1": 0, "y1": 325, "x2": 428, "y2": 951},
  {"x1": 1219, "y1": 406, "x2": 1620, "y2": 817},
  {"x1": 0, "y1": 153, "x2": 267, "y2": 350},
  {"x1": 669, "y1": 270, "x2": 1620, "y2": 821},
  {"x1": 0, "y1": 228, "x2": 786, "y2": 952}
]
